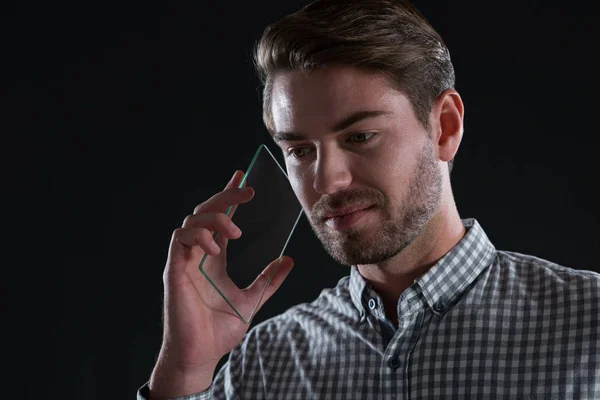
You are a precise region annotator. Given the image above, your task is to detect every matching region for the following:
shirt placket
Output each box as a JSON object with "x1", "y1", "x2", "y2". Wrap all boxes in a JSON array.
[{"x1": 379, "y1": 290, "x2": 425, "y2": 400}]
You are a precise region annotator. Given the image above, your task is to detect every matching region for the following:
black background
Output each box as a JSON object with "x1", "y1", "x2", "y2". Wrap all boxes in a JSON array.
[{"x1": 2, "y1": 1, "x2": 598, "y2": 399}]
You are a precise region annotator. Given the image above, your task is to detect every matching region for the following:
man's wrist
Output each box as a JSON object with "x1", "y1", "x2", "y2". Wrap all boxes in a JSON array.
[{"x1": 148, "y1": 359, "x2": 217, "y2": 400}]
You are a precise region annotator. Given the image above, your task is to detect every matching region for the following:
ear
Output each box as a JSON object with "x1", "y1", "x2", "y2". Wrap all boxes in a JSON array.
[{"x1": 429, "y1": 89, "x2": 464, "y2": 164}]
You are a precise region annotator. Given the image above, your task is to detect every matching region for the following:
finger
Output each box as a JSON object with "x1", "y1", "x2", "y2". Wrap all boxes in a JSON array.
[
  {"x1": 224, "y1": 170, "x2": 244, "y2": 191},
  {"x1": 245, "y1": 256, "x2": 295, "y2": 307},
  {"x1": 226, "y1": 203, "x2": 240, "y2": 220},
  {"x1": 182, "y1": 213, "x2": 242, "y2": 240},
  {"x1": 174, "y1": 227, "x2": 223, "y2": 256},
  {"x1": 215, "y1": 231, "x2": 229, "y2": 250},
  {"x1": 193, "y1": 186, "x2": 254, "y2": 216},
  {"x1": 222, "y1": 173, "x2": 250, "y2": 219},
  {"x1": 229, "y1": 172, "x2": 251, "y2": 218}
]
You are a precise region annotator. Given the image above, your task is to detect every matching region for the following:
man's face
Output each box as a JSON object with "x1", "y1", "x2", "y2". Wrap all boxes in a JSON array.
[{"x1": 271, "y1": 65, "x2": 443, "y2": 266}]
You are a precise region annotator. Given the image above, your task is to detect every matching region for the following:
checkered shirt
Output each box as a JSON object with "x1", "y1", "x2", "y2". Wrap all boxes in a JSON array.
[{"x1": 138, "y1": 218, "x2": 600, "y2": 399}]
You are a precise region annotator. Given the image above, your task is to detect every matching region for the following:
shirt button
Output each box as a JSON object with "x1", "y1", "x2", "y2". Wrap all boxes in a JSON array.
[
  {"x1": 433, "y1": 302, "x2": 444, "y2": 312},
  {"x1": 368, "y1": 298, "x2": 377, "y2": 310},
  {"x1": 388, "y1": 357, "x2": 400, "y2": 370}
]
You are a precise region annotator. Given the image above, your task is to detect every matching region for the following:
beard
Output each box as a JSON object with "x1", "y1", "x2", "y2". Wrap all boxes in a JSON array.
[{"x1": 307, "y1": 139, "x2": 443, "y2": 266}]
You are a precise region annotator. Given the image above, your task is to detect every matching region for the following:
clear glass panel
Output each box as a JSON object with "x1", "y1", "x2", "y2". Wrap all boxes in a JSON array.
[{"x1": 198, "y1": 144, "x2": 303, "y2": 323}]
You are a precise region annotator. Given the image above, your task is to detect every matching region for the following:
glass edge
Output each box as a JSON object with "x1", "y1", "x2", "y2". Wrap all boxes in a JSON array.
[{"x1": 199, "y1": 143, "x2": 303, "y2": 324}]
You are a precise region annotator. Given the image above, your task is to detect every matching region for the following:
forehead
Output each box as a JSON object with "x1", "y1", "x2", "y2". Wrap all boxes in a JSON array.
[{"x1": 271, "y1": 65, "x2": 406, "y2": 132}]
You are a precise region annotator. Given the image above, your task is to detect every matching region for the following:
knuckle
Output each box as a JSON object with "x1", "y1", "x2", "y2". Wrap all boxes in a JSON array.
[
  {"x1": 173, "y1": 227, "x2": 189, "y2": 243},
  {"x1": 182, "y1": 214, "x2": 195, "y2": 227},
  {"x1": 172, "y1": 227, "x2": 184, "y2": 238},
  {"x1": 193, "y1": 202, "x2": 205, "y2": 214},
  {"x1": 194, "y1": 227, "x2": 207, "y2": 240},
  {"x1": 222, "y1": 195, "x2": 234, "y2": 208},
  {"x1": 215, "y1": 212, "x2": 231, "y2": 226}
]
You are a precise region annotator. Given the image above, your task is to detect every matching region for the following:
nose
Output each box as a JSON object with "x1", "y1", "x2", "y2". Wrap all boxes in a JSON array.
[{"x1": 313, "y1": 148, "x2": 352, "y2": 195}]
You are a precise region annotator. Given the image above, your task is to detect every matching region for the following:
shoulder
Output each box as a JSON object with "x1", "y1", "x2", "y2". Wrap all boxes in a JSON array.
[
  {"x1": 493, "y1": 250, "x2": 600, "y2": 298},
  {"x1": 497, "y1": 249, "x2": 600, "y2": 280},
  {"x1": 235, "y1": 274, "x2": 357, "y2": 355},
  {"x1": 217, "y1": 276, "x2": 357, "y2": 395}
]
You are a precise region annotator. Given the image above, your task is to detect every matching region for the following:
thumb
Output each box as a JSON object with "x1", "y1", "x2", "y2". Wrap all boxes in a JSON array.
[{"x1": 246, "y1": 255, "x2": 295, "y2": 310}]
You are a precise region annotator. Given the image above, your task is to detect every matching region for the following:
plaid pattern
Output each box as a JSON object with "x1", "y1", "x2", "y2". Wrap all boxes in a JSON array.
[{"x1": 138, "y1": 218, "x2": 600, "y2": 399}]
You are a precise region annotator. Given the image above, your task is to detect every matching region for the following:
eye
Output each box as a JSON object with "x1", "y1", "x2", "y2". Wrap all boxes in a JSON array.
[
  {"x1": 288, "y1": 146, "x2": 312, "y2": 159},
  {"x1": 347, "y1": 132, "x2": 376, "y2": 143}
]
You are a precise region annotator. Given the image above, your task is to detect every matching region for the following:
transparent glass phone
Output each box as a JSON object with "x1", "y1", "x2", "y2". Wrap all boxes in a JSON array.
[{"x1": 198, "y1": 144, "x2": 303, "y2": 323}]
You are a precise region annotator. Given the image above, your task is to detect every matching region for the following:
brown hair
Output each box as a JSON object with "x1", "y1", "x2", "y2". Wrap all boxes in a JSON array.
[{"x1": 253, "y1": 0, "x2": 457, "y2": 173}]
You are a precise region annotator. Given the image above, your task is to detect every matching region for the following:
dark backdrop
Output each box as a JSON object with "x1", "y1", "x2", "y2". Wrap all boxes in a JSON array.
[{"x1": 3, "y1": 1, "x2": 598, "y2": 399}]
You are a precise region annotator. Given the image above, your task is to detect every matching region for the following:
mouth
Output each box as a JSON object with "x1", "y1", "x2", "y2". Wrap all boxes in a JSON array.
[
  {"x1": 321, "y1": 205, "x2": 375, "y2": 230},
  {"x1": 321, "y1": 205, "x2": 372, "y2": 220}
]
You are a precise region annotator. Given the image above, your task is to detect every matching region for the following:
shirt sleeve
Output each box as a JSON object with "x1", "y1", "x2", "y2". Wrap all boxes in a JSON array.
[
  {"x1": 136, "y1": 381, "x2": 214, "y2": 400},
  {"x1": 135, "y1": 357, "x2": 237, "y2": 400},
  {"x1": 136, "y1": 330, "x2": 260, "y2": 399}
]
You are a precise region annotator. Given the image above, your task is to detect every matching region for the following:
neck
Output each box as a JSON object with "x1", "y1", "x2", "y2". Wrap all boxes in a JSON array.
[{"x1": 357, "y1": 202, "x2": 466, "y2": 327}]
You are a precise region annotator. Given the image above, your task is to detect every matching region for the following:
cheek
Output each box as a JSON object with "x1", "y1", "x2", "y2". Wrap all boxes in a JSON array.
[
  {"x1": 288, "y1": 166, "x2": 315, "y2": 209},
  {"x1": 360, "y1": 140, "x2": 418, "y2": 200},
  {"x1": 377, "y1": 137, "x2": 420, "y2": 178},
  {"x1": 377, "y1": 152, "x2": 403, "y2": 180}
]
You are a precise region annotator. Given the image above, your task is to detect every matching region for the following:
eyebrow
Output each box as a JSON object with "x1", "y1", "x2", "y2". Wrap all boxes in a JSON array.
[{"x1": 272, "y1": 110, "x2": 391, "y2": 143}]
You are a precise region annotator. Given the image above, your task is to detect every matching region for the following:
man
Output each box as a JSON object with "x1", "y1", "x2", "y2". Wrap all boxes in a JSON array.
[{"x1": 138, "y1": 0, "x2": 600, "y2": 398}]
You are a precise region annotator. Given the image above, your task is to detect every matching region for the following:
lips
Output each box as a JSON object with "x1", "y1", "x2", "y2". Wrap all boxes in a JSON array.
[
  {"x1": 321, "y1": 205, "x2": 374, "y2": 230},
  {"x1": 321, "y1": 205, "x2": 372, "y2": 220}
]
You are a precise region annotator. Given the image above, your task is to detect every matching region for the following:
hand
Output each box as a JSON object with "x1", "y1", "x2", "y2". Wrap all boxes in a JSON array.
[{"x1": 149, "y1": 170, "x2": 294, "y2": 398}]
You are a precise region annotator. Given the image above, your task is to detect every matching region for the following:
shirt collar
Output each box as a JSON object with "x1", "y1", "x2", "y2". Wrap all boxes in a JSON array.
[{"x1": 349, "y1": 217, "x2": 497, "y2": 317}]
